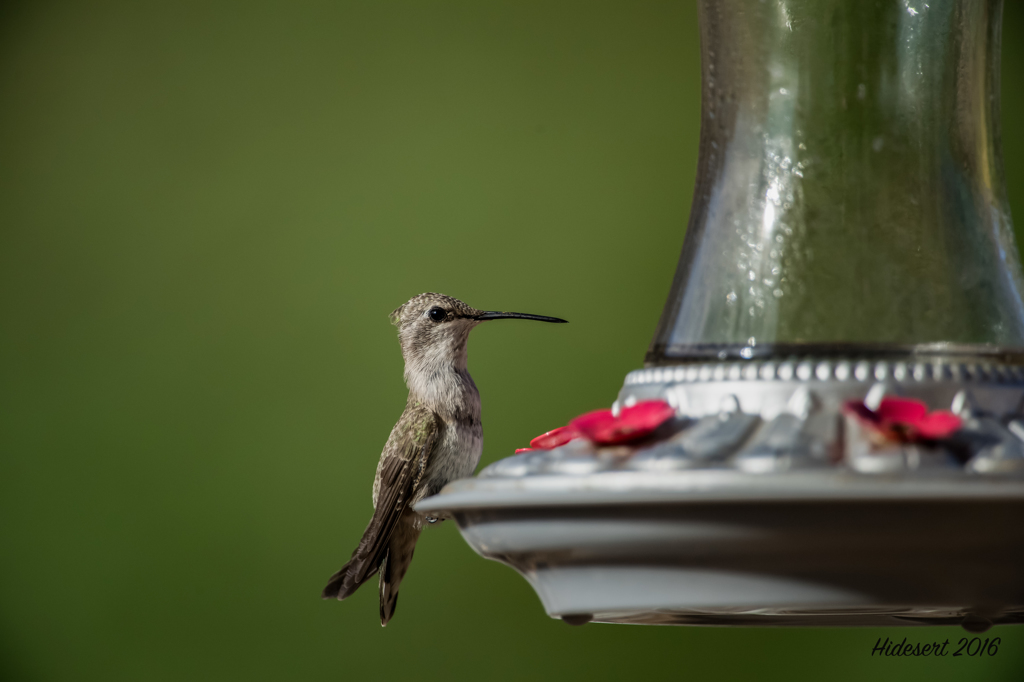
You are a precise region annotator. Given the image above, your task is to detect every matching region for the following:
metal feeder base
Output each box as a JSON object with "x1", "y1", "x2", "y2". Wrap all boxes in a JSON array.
[{"x1": 417, "y1": 471, "x2": 1024, "y2": 628}]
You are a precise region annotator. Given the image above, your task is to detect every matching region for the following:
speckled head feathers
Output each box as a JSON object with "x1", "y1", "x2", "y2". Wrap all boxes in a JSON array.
[{"x1": 389, "y1": 293, "x2": 482, "y2": 329}]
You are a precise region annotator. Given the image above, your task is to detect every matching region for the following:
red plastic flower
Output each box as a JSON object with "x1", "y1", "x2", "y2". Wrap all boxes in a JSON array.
[
  {"x1": 844, "y1": 396, "x2": 962, "y2": 442},
  {"x1": 517, "y1": 400, "x2": 676, "y2": 452},
  {"x1": 569, "y1": 400, "x2": 676, "y2": 445}
]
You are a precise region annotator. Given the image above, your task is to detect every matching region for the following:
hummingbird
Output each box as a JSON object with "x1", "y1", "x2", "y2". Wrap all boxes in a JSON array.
[{"x1": 321, "y1": 292, "x2": 567, "y2": 625}]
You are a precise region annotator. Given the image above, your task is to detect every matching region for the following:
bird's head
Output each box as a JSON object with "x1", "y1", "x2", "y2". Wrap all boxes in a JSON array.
[{"x1": 390, "y1": 292, "x2": 566, "y2": 373}]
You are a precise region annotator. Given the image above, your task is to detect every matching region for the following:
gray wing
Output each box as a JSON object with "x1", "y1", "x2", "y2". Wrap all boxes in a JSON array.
[{"x1": 321, "y1": 403, "x2": 440, "y2": 600}]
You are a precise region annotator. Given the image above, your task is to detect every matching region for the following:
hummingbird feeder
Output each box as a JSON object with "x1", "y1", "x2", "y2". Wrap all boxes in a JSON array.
[{"x1": 417, "y1": 0, "x2": 1024, "y2": 629}]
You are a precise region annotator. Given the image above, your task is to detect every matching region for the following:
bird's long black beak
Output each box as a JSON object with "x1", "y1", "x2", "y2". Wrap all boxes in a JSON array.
[{"x1": 473, "y1": 311, "x2": 568, "y2": 323}]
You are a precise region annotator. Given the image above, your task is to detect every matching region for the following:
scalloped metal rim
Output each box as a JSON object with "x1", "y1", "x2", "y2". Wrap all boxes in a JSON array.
[{"x1": 626, "y1": 359, "x2": 1024, "y2": 386}]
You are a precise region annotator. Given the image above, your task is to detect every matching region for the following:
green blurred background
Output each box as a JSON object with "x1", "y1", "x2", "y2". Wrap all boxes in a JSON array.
[{"x1": 2, "y1": 1, "x2": 1024, "y2": 680}]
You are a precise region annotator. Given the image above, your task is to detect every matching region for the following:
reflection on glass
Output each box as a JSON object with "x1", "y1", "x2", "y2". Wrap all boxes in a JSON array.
[{"x1": 648, "y1": 0, "x2": 1024, "y2": 363}]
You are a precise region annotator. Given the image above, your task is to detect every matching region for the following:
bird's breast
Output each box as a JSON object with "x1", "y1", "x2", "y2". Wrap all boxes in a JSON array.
[{"x1": 417, "y1": 420, "x2": 482, "y2": 502}]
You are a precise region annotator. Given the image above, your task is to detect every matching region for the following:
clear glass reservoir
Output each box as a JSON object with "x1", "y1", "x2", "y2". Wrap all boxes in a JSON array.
[{"x1": 648, "y1": 0, "x2": 1024, "y2": 363}]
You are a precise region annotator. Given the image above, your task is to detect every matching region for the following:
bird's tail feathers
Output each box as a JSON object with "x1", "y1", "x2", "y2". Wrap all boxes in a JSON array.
[
  {"x1": 321, "y1": 518, "x2": 387, "y2": 600},
  {"x1": 321, "y1": 555, "x2": 374, "y2": 601},
  {"x1": 379, "y1": 511, "x2": 422, "y2": 626}
]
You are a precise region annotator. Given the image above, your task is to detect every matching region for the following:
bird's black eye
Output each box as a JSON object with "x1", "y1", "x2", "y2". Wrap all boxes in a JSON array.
[{"x1": 428, "y1": 307, "x2": 447, "y2": 322}]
